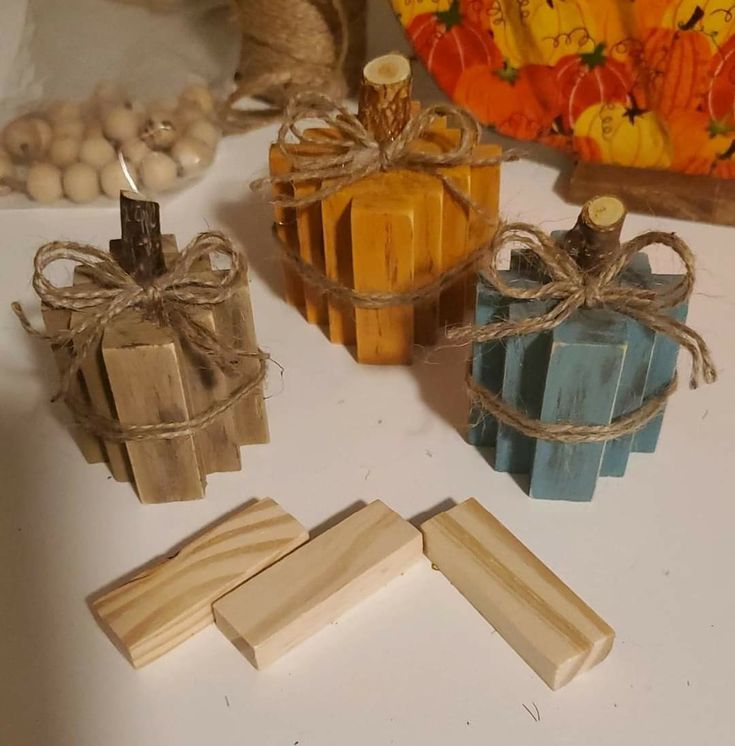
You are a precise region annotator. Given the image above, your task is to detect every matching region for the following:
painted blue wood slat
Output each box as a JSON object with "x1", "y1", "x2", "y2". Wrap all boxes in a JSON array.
[
  {"x1": 467, "y1": 269, "x2": 533, "y2": 448},
  {"x1": 600, "y1": 254, "x2": 656, "y2": 477},
  {"x1": 494, "y1": 300, "x2": 552, "y2": 474},
  {"x1": 467, "y1": 274, "x2": 506, "y2": 447},
  {"x1": 632, "y1": 291, "x2": 689, "y2": 454},
  {"x1": 530, "y1": 310, "x2": 629, "y2": 502}
]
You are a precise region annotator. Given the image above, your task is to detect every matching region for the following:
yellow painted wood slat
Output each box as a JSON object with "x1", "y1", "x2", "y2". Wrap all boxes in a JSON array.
[
  {"x1": 351, "y1": 191, "x2": 415, "y2": 364},
  {"x1": 269, "y1": 145, "x2": 305, "y2": 310}
]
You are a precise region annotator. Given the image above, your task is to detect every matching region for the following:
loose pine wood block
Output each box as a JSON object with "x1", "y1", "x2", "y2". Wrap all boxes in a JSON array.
[
  {"x1": 101, "y1": 311, "x2": 205, "y2": 503},
  {"x1": 92, "y1": 498, "x2": 308, "y2": 668},
  {"x1": 351, "y1": 193, "x2": 415, "y2": 364},
  {"x1": 213, "y1": 500, "x2": 423, "y2": 670},
  {"x1": 421, "y1": 499, "x2": 614, "y2": 690}
]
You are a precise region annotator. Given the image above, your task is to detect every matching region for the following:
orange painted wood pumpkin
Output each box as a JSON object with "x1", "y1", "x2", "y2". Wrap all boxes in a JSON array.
[{"x1": 392, "y1": 0, "x2": 735, "y2": 177}]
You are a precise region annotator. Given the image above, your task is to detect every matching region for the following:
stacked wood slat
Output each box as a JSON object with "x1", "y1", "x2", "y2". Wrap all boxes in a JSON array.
[
  {"x1": 46, "y1": 192, "x2": 269, "y2": 503},
  {"x1": 268, "y1": 54, "x2": 502, "y2": 364}
]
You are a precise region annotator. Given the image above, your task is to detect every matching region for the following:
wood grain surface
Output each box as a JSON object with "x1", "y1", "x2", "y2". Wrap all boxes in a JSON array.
[
  {"x1": 422, "y1": 499, "x2": 614, "y2": 690},
  {"x1": 92, "y1": 498, "x2": 308, "y2": 668},
  {"x1": 213, "y1": 500, "x2": 422, "y2": 670}
]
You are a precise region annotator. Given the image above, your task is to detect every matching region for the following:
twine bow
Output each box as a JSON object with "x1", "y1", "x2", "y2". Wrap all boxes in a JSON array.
[
  {"x1": 447, "y1": 223, "x2": 716, "y2": 443},
  {"x1": 251, "y1": 90, "x2": 515, "y2": 215},
  {"x1": 12, "y1": 232, "x2": 269, "y2": 442}
]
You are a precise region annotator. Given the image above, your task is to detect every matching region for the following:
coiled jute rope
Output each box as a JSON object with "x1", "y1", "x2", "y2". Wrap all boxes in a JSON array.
[{"x1": 221, "y1": 0, "x2": 365, "y2": 133}]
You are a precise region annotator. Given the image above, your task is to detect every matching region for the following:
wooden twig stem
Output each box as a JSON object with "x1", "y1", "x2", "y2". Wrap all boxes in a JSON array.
[
  {"x1": 111, "y1": 191, "x2": 166, "y2": 285},
  {"x1": 357, "y1": 53, "x2": 412, "y2": 144},
  {"x1": 564, "y1": 195, "x2": 627, "y2": 272}
]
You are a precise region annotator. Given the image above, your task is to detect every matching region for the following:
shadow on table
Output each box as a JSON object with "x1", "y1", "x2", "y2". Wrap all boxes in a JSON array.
[
  {"x1": 0, "y1": 357, "x2": 75, "y2": 745},
  {"x1": 409, "y1": 342, "x2": 471, "y2": 440},
  {"x1": 214, "y1": 187, "x2": 286, "y2": 303}
]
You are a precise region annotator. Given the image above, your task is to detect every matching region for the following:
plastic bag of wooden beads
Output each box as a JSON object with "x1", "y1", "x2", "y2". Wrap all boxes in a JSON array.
[{"x1": 0, "y1": 0, "x2": 238, "y2": 207}]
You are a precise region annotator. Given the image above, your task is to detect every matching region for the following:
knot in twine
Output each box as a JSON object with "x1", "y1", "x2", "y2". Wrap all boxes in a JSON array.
[
  {"x1": 12, "y1": 232, "x2": 269, "y2": 443},
  {"x1": 220, "y1": 0, "x2": 354, "y2": 134},
  {"x1": 251, "y1": 91, "x2": 517, "y2": 307},
  {"x1": 253, "y1": 90, "x2": 515, "y2": 211},
  {"x1": 447, "y1": 223, "x2": 716, "y2": 444}
]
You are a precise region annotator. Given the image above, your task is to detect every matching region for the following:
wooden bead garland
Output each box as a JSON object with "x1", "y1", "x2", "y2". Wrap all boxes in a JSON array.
[{"x1": 0, "y1": 81, "x2": 221, "y2": 205}]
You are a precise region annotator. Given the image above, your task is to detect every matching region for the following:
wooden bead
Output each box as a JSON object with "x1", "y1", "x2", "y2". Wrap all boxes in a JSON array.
[
  {"x1": 100, "y1": 160, "x2": 137, "y2": 198},
  {"x1": 32, "y1": 118, "x2": 53, "y2": 155},
  {"x1": 48, "y1": 136, "x2": 81, "y2": 168},
  {"x1": 186, "y1": 119, "x2": 220, "y2": 149},
  {"x1": 63, "y1": 162, "x2": 100, "y2": 203},
  {"x1": 120, "y1": 138, "x2": 150, "y2": 166},
  {"x1": 53, "y1": 118, "x2": 85, "y2": 140},
  {"x1": 3, "y1": 117, "x2": 51, "y2": 160},
  {"x1": 94, "y1": 81, "x2": 128, "y2": 105},
  {"x1": 79, "y1": 137, "x2": 116, "y2": 169},
  {"x1": 151, "y1": 96, "x2": 179, "y2": 112},
  {"x1": 0, "y1": 152, "x2": 16, "y2": 193},
  {"x1": 140, "y1": 152, "x2": 177, "y2": 192},
  {"x1": 47, "y1": 100, "x2": 84, "y2": 123},
  {"x1": 171, "y1": 136, "x2": 213, "y2": 176},
  {"x1": 103, "y1": 105, "x2": 140, "y2": 143},
  {"x1": 141, "y1": 109, "x2": 178, "y2": 150},
  {"x1": 84, "y1": 119, "x2": 104, "y2": 138},
  {"x1": 179, "y1": 83, "x2": 215, "y2": 114},
  {"x1": 27, "y1": 162, "x2": 64, "y2": 204},
  {"x1": 176, "y1": 103, "x2": 205, "y2": 128}
]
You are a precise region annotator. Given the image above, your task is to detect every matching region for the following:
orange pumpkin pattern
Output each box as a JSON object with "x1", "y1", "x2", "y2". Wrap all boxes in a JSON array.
[{"x1": 392, "y1": 0, "x2": 735, "y2": 178}]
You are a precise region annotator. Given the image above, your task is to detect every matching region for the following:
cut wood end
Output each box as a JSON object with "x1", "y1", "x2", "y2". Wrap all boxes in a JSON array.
[
  {"x1": 584, "y1": 195, "x2": 626, "y2": 229},
  {"x1": 363, "y1": 54, "x2": 411, "y2": 86},
  {"x1": 121, "y1": 189, "x2": 146, "y2": 201}
]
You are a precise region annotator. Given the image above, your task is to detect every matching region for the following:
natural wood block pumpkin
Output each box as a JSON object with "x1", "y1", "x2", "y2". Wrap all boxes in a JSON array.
[{"x1": 45, "y1": 193, "x2": 269, "y2": 503}]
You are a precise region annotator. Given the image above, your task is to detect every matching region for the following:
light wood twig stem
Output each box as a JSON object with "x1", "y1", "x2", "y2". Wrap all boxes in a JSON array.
[
  {"x1": 357, "y1": 53, "x2": 412, "y2": 144},
  {"x1": 564, "y1": 195, "x2": 627, "y2": 272}
]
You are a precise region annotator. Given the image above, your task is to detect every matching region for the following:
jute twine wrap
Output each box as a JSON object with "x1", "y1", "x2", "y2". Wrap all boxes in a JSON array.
[
  {"x1": 251, "y1": 91, "x2": 517, "y2": 308},
  {"x1": 447, "y1": 223, "x2": 717, "y2": 443},
  {"x1": 221, "y1": 0, "x2": 364, "y2": 133},
  {"x1": 11, "y1": 232, "x2": 268, "y2": 443},
  {"x1": 253, "y1": 90, "x2": 715, "y2": 443}
]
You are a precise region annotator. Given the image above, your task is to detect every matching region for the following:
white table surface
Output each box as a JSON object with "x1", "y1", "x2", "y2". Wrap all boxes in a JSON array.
[{"x1": 1, "y1": 4, "x2": 734, "y2": 746}]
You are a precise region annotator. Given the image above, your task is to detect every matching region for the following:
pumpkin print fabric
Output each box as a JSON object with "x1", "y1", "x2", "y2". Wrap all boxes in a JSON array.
[{"x1": 392, "y1": 0, "x2": 735, "y2": 177}]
